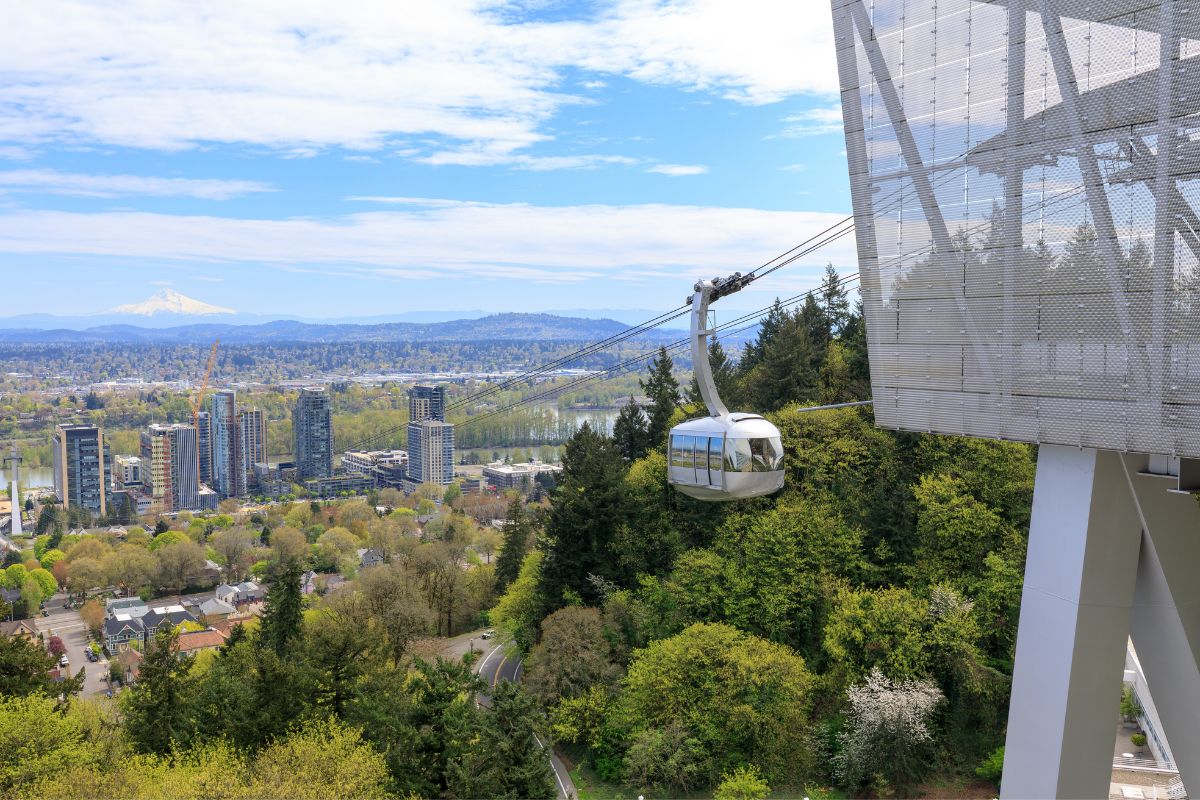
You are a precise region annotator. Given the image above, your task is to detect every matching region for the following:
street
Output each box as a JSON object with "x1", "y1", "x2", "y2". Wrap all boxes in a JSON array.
[{"x1": 39, "y1": 605, "x2": 110, "y2": 698}]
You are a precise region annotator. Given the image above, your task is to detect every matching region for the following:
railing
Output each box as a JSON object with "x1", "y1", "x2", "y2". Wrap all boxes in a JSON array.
[{"x1": 1113, "y1": 754, "x2": 1179, "y2": 774}]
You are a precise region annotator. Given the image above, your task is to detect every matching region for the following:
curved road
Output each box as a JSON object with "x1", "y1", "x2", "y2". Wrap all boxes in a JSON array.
[{"x1": 475, "y1": 641, "x2": 576, "y2": 800}]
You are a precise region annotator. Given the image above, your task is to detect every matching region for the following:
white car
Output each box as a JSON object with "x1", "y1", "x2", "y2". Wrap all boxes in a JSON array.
[
  {"x1": 481, "y1": 629, "x2": 496, "y2": 640},
  {"x1": 59, "y1": 654, "x2": 69, "y2": 667}
]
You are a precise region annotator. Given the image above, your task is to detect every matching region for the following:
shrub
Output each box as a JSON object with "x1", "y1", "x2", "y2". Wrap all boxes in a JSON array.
[
  {"x1": 975, "y1": 746, "x2": 1004, "y2": 787},
  {"x1": 714, "y1": 765, "x2": 771, "y2": 800},
  {"x1": 1131, "y1": 733, "x2": 1147, "y2": 748}
]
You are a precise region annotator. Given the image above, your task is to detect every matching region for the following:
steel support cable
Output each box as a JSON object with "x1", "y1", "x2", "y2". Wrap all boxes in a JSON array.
[
  {"x1": 455, "y1": 273, "x2": 862, "y2": 429},
  {"x1": 454, "y1": 282, "x2": 861, "y2": 431}
]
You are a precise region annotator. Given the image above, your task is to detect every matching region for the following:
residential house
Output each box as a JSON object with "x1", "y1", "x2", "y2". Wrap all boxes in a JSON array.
[
  {"x1": 104, "y1": 614, "x2": 144, "y2": 653},
  {"x1": 1, "y1": 618, "x2": 39, "y2": 641},
  {"x1": 105, "y1": 598, "x2": 150, "y2": 619},
  {"x1": 118, "y1": 648, "x2": 143, "y2": 683},
  {"x1": 177, "y1": 629, "x2": 228, "y2": 657},
  {"x1": 142, "y1": 605, "x2": 197, "y2": 639},
  {"x1": 201, "y1": 559, "x2": 222, "y2": 584},
  {"x1": 358, "y1": 548, "x2": 385, "y2": 569},
  {"x1": 197, "y1": 596, "x2": 236, "y2": 622},
  {"x1": 214, "y1": 581, "x2": 263, "y2": 607}
]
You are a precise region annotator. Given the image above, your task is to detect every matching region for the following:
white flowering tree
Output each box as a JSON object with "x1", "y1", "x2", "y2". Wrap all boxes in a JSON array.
[{"x1": 834, "y1": 667, "x2": 944, "y2": 796}]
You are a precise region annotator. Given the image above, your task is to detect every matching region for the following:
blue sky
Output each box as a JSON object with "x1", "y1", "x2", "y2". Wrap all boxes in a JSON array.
[{"x1": 0, "y1": 0, "x2": 857, "y2": 319}]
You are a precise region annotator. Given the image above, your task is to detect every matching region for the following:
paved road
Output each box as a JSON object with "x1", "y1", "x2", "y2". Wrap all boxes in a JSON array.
[
  {"x1": 475, "y1": 641, "x2": 576, "y2": 800},
  {"x1": 40, "y1": 606, "x2": 110, "y2": 698}
]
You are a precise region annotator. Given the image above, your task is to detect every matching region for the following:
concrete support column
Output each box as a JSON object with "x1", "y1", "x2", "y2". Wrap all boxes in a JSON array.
[
  {"x1": 1123, "y1": 457, "x2": 1200, "y2": 792},
  {"x1": 1002, "y1": 446, "x2": 1142, "y2": 799}
]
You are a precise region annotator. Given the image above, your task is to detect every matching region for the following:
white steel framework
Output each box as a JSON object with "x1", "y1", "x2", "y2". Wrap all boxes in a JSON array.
[{"x1": 831, "y1": 0, "x2": 1200, "y2": 793}]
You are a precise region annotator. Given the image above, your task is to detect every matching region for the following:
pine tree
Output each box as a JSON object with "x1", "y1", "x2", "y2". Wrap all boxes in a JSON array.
[
  {"x1": 495, "y1": 498, "x2": 535, "y2": 593},
  {"x1": 122, "y1": 626, "x2": 194, "y2": 754},
  {"x1": 640, "y1": 347, "x2": 681, "y2": 449},
  {"x1": 612, "y1": 397, "x2": 651, "y2": 461},
  {"x1": 261, "y1": 557, "x2": 304, "y2": 657},
  {"x1": 540, "y1": 422, "x2": 628, "y2": 609},
  {"x1": 819, "y1": 263, "x2": 852, "y2": 335},
  {"x1": 447, "y1": 681, "x2": 556, "y2": 799}
]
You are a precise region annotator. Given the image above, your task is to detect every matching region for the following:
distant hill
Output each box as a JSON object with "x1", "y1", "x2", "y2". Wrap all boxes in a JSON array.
[{"x1": 0, "y1": 313, "x2": 686, "y2": 345}]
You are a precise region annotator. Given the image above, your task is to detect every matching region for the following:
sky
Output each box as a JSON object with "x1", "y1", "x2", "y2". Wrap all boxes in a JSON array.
[{"x1": 0, "y1": 0, "x2": 858, "y2": 320}]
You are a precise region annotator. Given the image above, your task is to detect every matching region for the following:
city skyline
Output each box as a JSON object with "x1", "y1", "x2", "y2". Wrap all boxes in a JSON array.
[{"x1": 0, "y1": 2, "x2": 856, "y2": 318}]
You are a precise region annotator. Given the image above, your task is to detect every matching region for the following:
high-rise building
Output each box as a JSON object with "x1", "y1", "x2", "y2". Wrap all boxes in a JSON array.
[
  {"x1": 210, "y1": 390, "x2": 240, "y2": 498},
  {"x1": 196, "y1": 410, "x2": 212, "y2": 486},
  {"x1": 52, "y1": 423, "x2": 106, "y2": 518},
  {"x1": 141, "y1": 423, "x2": 199, "y2": 512},
  {"x1": 112, "y1": 454, "x2": 142, "y2": 490},
  {"x1": 294, "y1": 387, "x2": 332, "y2": 479},
  {"x1": 239, "y1": 408, "x2": 266, "y2": 475},
  {"x1": 409, "y1": 385, "x2": 447, "y2": 423},
  {"x1": 405, "y1": 419, "x2": 454, "y2": 488}
]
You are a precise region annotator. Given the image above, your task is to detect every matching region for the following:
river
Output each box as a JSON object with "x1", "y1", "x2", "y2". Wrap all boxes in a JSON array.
[{"x1": 0, "y1": 466, "x2": 55, "y2": 489}]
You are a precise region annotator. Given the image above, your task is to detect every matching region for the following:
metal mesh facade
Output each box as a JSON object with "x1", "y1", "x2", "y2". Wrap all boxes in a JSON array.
[{"x1": 832, "y1": 0, "x2": 1200, "y2": 456}]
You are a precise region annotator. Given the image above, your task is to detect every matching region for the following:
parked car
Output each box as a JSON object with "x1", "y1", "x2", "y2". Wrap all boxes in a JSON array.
[
  {"x1": 85, "y1": 650, "x2": 98, "y2": 662},
  {"x1": 59, "y1": 655, "x2": 69, "y2": 667},
  {"x1": 481, "y1": 629, "x2": 496, "y2": 640}
]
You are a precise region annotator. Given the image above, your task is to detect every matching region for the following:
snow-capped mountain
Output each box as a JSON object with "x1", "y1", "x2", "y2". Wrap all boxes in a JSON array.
[{"x1": 110, "y1": 289, "x2": 235, "y2": 316}]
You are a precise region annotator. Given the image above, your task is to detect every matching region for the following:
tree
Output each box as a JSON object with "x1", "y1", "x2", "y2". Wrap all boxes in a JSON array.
[
  {"x1": 617, "y1": 623, "x2": 816, "y2": 787},
  {"x1": 612, "y1": 398, "x2": 651, "y2": 462},
  {"x1": 640, "y1": 347, "x2": 681, "y2": 449},
  {"x1": 492, "y1": 551, "x2": 544, "y2": 653},
  {"x1": 494, "y1": 498, "x2": 534, "y2": 593},
  {"x1": 28, "y1": 567, "x2": 58, "y2": 599},
  {"x1": 249, "y1": 718, "x2": 391, "y2": 800},
  {"x1": 305, "y1": 593, "x2": 388, "y2": 717},
  {"x1": 474, "y1": 528, "x2": 500, "y2": 564},
  {"x1": 47, "y1": 636, "x2": 66, "y2": 658},
  {"x1": 209, "y1": 528, "x2": 256, "y2": 582},
  {"x1": 525, "y1": 606, "x2": 618, "y2": 706},
  {"x1": 540, "y1": 422, "x2": 628, "y2": 609},
  {"x1": 102, "y1": 545, "x2": 157, "y2": 596},
  {"x1": 358, "y1": 564, "x2": 436, "y2": 664},
  {"x1": 818, "y1": 262, "x2": 851, "y2": 334},
  {"x1": 39, "y1": 549, "x2": 65, "y2": 571},
  {"x1": 714, "y1": 764, "x2": 770, "y2": 800},
  {"x1": 834, "y1": 668, "x2": 943, "y2": 796},
  {"x1": 122, "y1": 627, "x2": 194, "y2": 755},
  {"x1": 79, "y1": 599, "x2": 105, "y2": 637},
  {"x1": 261, "y1": 558, "x2": 304, "y2": 657},
  {"x1": 148, "y1": 530, "x2": 186, "y2": 552},
  {"x1": 447, "y1": 681, "x2": 556, "y2": 800},
  {"x1": 270, "y1": 526, "x2": 309, "y2": 566},
  {"x1": 0, "y1": 635, "x2": 83, "y2": 700},
  {"x1": 65, "y1": 558, "x2": 105, "y2": 596},
  {"x1": 0, "y1": 694, "x2": 95, "y2": 795},
  {"x1": 155, "y1": 540, "x2": 206, "y2": 596}
]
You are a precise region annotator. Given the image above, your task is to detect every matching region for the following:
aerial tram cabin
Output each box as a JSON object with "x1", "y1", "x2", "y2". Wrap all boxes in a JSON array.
[{"x1": 668, "y1": 275, "x2": 786, "y2": 501}]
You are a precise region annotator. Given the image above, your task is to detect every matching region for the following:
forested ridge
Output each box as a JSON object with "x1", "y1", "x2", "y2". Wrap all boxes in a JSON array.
[{"x1": 494, "y1": 269, "x2": 1031, "y2": 797}]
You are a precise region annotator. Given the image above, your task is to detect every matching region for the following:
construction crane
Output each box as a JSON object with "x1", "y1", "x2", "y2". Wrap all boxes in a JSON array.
[{"x1": 191, "y1": 340, "x2": 219, "y2": 426}]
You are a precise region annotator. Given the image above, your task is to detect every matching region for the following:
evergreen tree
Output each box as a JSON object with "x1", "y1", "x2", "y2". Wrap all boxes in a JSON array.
[
  {"x1": 495, "y1": 498, "x2": 534, "y2": 593},
  {"x1": 261, "y1": 557, "x2": 304, "y2": 657},
  {"x1": 540, "y1": 423, "x2": 628, "y2": 609},
  {"x1": 737, "y1": 298, "x2": 789, "y2": 376},
  {"x1": 640, "y1": 347, "x2": 681, "y2": 449},
  {"x1": 0, "y1": 634, "x2": 83, "y2": 702},
  {"x1": 122, "y1": 626, "x2": 194, "y2": 754},
  {"x1": 447, "y1": 681, "x2": 556, "y2": 799},
  {"x1": 612, "y1": 397, "x2": 651, "y2": 461},
  {"x1": 819, "y1": 263, "x2": 852, "y2": 335}
]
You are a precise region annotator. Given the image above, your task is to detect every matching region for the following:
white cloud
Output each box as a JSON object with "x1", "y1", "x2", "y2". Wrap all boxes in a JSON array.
[
  {"x1": 0, "y1": 1, "x2": 837, "y2": 160},
  {"x1": 779, "y1": 104, "x2": 843, "y2": 137},
  {"x1": 646, "y1": 164, "x2": 708, "y2": 176},
  {"x1": 0, "y1": 169, "x2": 273, "y2": 199},
  {"x1": 780, "y1": 163, "x2": 809, "y2": 173},
  {"x1": 0, "y1": 199, "x2": 856, "y2": 286}
]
